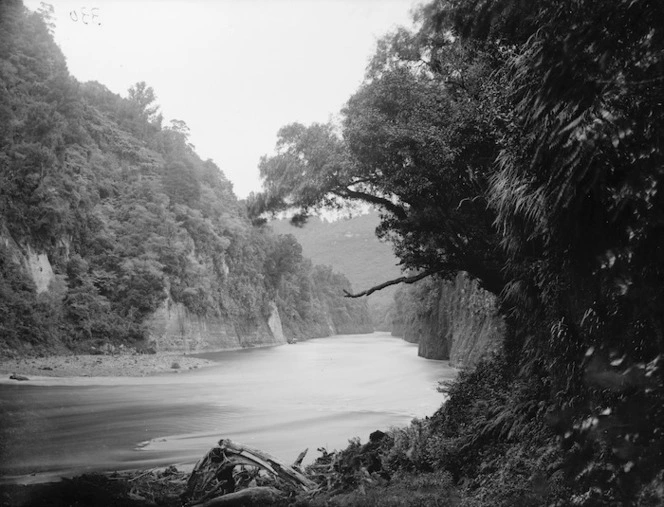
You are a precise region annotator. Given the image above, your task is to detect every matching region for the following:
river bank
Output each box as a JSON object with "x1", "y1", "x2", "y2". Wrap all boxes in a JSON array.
[
  {"x1": 0, "y1": 335, "x2": 455, "y2": 505},
  {"x1": 0, "y1": 335, "x2": 451, "y2": 485},
  {"x1": 0, "y1": 352, "x2": 215, "y2": 379}
]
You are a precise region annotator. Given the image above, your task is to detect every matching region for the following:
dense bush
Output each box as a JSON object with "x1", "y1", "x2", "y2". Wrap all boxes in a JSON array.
[
  {"x1": 0, "y1": 0, "x2": 371, "y2": 353},
  {"x1": 251, "y1": 0, "x2": 664, "y2": 503}
]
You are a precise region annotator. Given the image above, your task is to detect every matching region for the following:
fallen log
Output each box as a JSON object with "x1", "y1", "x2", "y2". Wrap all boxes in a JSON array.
[
  {"x1": 183, "y1": 439, "x2": 316, "y2": 505},
  {"x1": 190, "y1": 486, "x2": 283, "y2": 507}
]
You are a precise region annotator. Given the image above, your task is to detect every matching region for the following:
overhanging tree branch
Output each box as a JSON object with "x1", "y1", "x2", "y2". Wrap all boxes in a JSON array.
[
  {"x1": 335, "y1": 187, "x2": 408, "y2": 220},
  {"x1": 343, "y1": 269, "x2": 439, "y2": 298}
]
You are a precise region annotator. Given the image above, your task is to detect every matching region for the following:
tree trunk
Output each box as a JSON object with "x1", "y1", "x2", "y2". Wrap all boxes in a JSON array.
[{"x1": 191, "y1": 486, "x2": 283, "y2": 507}]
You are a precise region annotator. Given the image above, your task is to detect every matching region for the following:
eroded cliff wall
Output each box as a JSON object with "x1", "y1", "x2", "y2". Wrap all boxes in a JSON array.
[
  {"x1": 145, "y1": 300, "x2": 286, "y2": 352},
  {"x1": 391, "y1": 273, "x2": 503, "y2": 367},
  {"x1": 0, "y1": 228, "x2": 55, "y2": 294}
]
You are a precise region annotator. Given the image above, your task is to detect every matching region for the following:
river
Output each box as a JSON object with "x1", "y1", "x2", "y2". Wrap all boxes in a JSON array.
[{"x1": 0, "y1": 333, "x2": 455, "y2": 484}]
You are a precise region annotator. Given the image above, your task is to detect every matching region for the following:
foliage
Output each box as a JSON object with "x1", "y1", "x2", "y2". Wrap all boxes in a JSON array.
[
  {"x1": 250, "y1": 34, "x2": 507, "y2": 294},
  {"x1": 252, "y1": 0, "x2": 664, "y2": 503},
  {"x1": 297, "y1": 471, "x2": 456, "y2": 507},
  {"x1": 301, "y1": 431, "x2": 457, "y2": 507},
  {"x1": 0, "y1": 0, "x2": 371, "y2": 353},
  {"x1": 275, "y1": 259, "x2": 373, "y2": 341},
  {"x1": 5, "y1": 0, "x2": 663, "y2": 503},
  {"x1": 451, "y1": 0, "x2": 664, "y2": 502},
  {"x1": 270, "y1": 212, "x2": 401, "y2": 330}
]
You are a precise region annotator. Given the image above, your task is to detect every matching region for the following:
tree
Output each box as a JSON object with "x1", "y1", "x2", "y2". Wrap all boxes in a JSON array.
[
  {"x1": 127, "y1": 82, "x2": 159, "y2": 119},
  {"x1": 251, "y1": 0, "x2": 664, "y2": 501},
  {"x1": 126, "y1": 81, "x2": 162, "y2": 133},
  {"x1": 162, "y1": 161, "x2": 201, "y2": 207},
  {"x1": 264, "y1": 233, "x2": 302, "y2": 292},
  {"x1": 169, "y1": 119, "x2": 190, "y2": 139},
  {"x1": 162, "y1": 119, "x2": 195, "y2": 156},
  {"x1": 251, "y1": 35, "x2": 506, "y2": 294},
  {"x1": 36, "y1": 2, "x2": 55, "y2": 36},
  {"x1": 430, "y1": 0, "x2": 664, "y2": 501}
]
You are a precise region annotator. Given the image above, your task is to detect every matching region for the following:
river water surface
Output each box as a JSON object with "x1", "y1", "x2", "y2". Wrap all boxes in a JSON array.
[{"x1": 0, "y1": 333, "x2": 455, "y2": 483}]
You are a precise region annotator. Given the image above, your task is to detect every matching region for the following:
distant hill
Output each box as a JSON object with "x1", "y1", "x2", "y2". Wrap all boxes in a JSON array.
[{"x1": 270, "y1": 212, "x2": 402, "y2": 329}]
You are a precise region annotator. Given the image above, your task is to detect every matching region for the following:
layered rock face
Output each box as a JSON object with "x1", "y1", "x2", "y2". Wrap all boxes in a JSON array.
[
  {"x1": 0, "y1": 230, "x2": 55, "y2": 294},
  {"x1": 146, "y1": 300, "x2": 286, "y2": 352},
  {"x1": 1, "y1": 233, "x2": 287, "y2": 354},
  {"x1": 391, "y1": 273, "x2": 503, "y2": 367}
]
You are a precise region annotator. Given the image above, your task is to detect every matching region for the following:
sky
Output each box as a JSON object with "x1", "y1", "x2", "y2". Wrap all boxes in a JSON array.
[{"x1": 25, "y1": 0, "x2": 419, "y2": 198}]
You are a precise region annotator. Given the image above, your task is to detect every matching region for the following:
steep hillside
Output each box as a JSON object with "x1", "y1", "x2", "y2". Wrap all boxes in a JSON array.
[
  {"x1": 0, "y1": 1, "x2": 371, "y2": 357},
  {"x1": 270, "y1": 213, "x2": 402, "y2": 329}
]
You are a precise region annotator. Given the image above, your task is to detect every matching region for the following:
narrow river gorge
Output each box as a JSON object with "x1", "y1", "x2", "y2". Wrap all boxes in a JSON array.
[{"x1": 0, "y1": 333, "x2": 455, "y2": 484}]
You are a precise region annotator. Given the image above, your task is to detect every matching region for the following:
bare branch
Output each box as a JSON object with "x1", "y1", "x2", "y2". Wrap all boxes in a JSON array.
[
  {"x1": 343, "y1": 269, "x2": 439, "y2": 298},
  {"x1": 456, "y1": 195, "x2": 483, "y2": 210}
]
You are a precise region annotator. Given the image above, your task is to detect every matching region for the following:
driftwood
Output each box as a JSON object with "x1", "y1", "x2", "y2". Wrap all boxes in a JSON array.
[
  {"x1": 292, "y1": 447, "x2": 308, "y2": 469},
  {"x1": 183, "y1": 439, "x2": 316, "y2": 505},
  {"x1": 192, "y1": 486, "x2": 283, "y2": 507}
]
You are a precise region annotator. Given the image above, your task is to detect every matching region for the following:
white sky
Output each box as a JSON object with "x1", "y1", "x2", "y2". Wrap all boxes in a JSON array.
[{"x1": 25, "y1": 0, "x2": 419, "y2": 198}]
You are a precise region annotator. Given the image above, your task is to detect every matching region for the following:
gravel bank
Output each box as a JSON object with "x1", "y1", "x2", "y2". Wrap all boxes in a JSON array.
[{"x1": 0, "y1": 352, "x2": 215, "y2": 379}]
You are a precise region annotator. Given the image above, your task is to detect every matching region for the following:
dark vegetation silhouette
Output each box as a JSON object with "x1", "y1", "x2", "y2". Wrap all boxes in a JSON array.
[
  {"x1": 1, "y1": 0, "x2": 662, "y2": 504},
  {"x1": 251, "y1": 0, "x2": 664, "y2": 503}
]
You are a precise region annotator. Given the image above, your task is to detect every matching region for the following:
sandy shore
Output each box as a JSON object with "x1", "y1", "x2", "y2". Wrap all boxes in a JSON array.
[{"x1": 0, "y1": 352, "x2": 215, "y2": 379}]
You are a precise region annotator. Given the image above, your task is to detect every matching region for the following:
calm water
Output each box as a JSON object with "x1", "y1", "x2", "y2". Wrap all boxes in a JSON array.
[{"x1": 0, "y1": 333, "x2": 455, "y2": 483}]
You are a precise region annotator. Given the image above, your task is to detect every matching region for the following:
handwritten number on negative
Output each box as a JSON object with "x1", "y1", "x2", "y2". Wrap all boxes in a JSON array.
[{"x1": 70, "y1": 7, "x2": 101, "y2": 25}]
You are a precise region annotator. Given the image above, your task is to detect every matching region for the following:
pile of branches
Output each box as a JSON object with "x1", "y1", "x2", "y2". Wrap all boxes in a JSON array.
[
  {"x1": 97, "y1": 435, "x2": 396, "y2": 507},
  {"x1": 180, "y1": 439, "x2": 316, "y2": 506}
]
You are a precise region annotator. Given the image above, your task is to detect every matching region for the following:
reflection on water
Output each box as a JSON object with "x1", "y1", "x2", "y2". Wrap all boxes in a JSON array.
[{"x1": 0, "y1": 333, "x2": 455, "y2": 483}]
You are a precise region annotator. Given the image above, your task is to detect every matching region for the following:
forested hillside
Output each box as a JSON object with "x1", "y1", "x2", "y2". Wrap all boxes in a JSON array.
[
  {"x1": 251, "y1": 0, "x2": 664, "y2": 503},
  {"x1": 270, "y1": 212, "x2": 401, "y2": 330},
  {"x1": 271, "y1": 213, "x2": 503, "y2": 361},
  {"x1": 0, "y1": 0, "x2": 371, "y2": 357}
]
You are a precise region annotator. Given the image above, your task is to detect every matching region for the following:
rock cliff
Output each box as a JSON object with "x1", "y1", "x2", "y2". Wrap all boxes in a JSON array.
[
  {"x1": 391, "y1": 273, "x2": 503, "y2": 367},
  {"x1": 145, "y1": 300, "x2": 286, "y2": 352},
  {"x1": 1, "y1": 227, "x2": 288, "y2": 354},
  {"x1": 0, "y1": 226, "x2": 55, "y2": 294}
]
